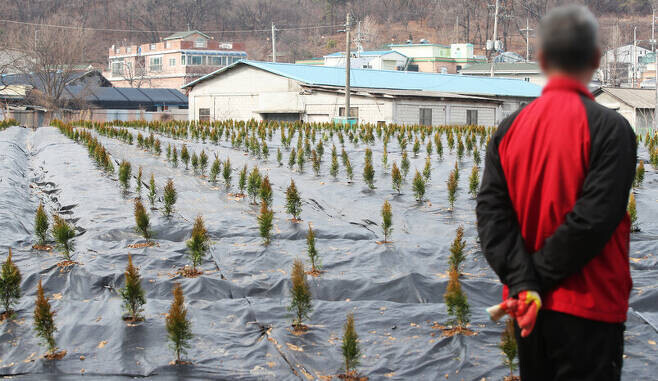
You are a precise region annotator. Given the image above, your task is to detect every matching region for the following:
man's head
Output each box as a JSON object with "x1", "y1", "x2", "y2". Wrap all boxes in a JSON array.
[{"x1": 538, "y1": 5, "x2": 600, "y2": 83}]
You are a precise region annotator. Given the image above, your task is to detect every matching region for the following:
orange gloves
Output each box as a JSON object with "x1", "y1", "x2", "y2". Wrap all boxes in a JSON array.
[{"x1": 486, "y1": 290, "x2": 542, "y2": 338}]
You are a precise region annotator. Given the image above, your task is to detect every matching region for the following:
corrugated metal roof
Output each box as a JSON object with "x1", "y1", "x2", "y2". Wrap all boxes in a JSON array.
[
  {"x1": 64, "y1": 86, "x2": 188, "y2": 108},
  {"x1": 460, "y1": 62, "x2": 541, "y2": 73},
  {"x1": 325, "y1": 50, "x2": 405, "y2": 57},
  {"x1": 163, "y1": 30, "x2": 211, "y2": 41},
  {"x1": 594, "y1": 87, "x2": 656, "y2": 109},
  {"x1": 183, "y1": 60, "x2": 541, "y2": 98}
]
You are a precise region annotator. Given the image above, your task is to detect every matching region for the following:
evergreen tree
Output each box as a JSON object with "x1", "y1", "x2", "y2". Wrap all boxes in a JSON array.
[
  {"x1": 330, "y1": 154, "x2": 339, "y2": 179},
  {"x1": 262, "y1": 141, "x2": 269, "y2": 160},
  {"x1": 444, "y1": 268, "x2": 470, "y2": 327},
  {"x1": 285, "y1": 180, "x2": 303, "y2": 221},
  {"x1": 181, "y1": 144, "x2": 190, "y2": 169},
  {"x1": 288, "y1": 148, "x2": 297, "y2": 169},
  {"x1": 634, "y1": 160, "x2": 645, "y2": 187},
  {"x1": 345, "y1": 157, "x2": 354, "y2": 182},
  {"x1": 628, "y1": 193, "x2": 639, "y2": 232},
  {"x1": 136, "y1": 166, "x2": 143, "y2": 196},
  {"x1": 297, "y1": 147, "x2": 305, "y2": 173},
  {"x1": 51, "y1": 215, "x2": 75, "y2": 260},
  {"x1": 0, "y1": 249, "x2": 21, "y2": 317},
  {"x1": 381, "y1": 200, "x2": 393, "y2": 243},
  {"x1": 341, "y1": 313, "x2": 361, "y2": 375},
  {"x1": 436, "y1": 135, "x2": 443, "y2": 160},
  {"x1": 312, "y1": 149, "x2": 320, "y2": 176},
  {"x1": 306, "y1": 225, "x2": 320, "y2": 272},
  {"x1": 448, "y1": 226, "x2": 466, "y2": 273},
  {"x1": 500, "y1": 318, "x2": 518, "y2": 380},
  {"x1": 413, "y1": 137, "x2": 421, "y2": 157},
  {"x1": 412, "y1": 170, "x2": 426, "y2": 202},
  {"x1": 260, "y1": 175, "x2": 273, "y2": 207},
  {"x1": 120, "y1": 255, "x2": 146, "y2": 322},
  {"x1": 469, "y1": 166, "x2": 480, "y2": 197},
  {"x1": 238, "y1": 165, "x2": 248, "y2": 195},
  {"x1": 401, "y1": 151, "x2": 410, "y2": 179},
  {"x1": 247, "y1": 167, "x2": 263, "y2": 204},
  {"x1": 473, "y1": 146, "x2": 481, "y2": 167},
  {"x1": 134, "y1": 198, "x2": 151, "y2": 239},
  {"x1": 186, "y1": 215, "x2": 209, "y2": 273},
  {"x1": 34, "y1": 279, "x2": 57, "y2": 355},
  {"x1": 119, "y1": 160, "x2": 132, "y2": 190},
  {"x1": 447, "y1": 169, "x2": 458, "y2": 210},
  {"x1": 276, "y1": 147, "x2": 283, "y2": 166},
  {"x1": 223, "y1": 158, "x2": 232, "y2": 190},
  {"x1": 172, "y1": 146, "x2": 179, "y2": 167},
  {"x1": 381, "y1": 146, "x2": 389, "y2": 173},
  {"x1": 363, "y1": 158, "x2": 375, "y2": 189},
  {"x1": 166, "y1": 283, "x2": 193, "y2": 363},
  {"x1": 258, "y1": 201, "x2": 274, "y2": 245},
  {"x1": 457, "y1": 137, "x2": 465, "y2": 161},
  {"x1": 391, "y1": 162, "x2": 402, "y2": 194},
  {"x1": 163, "y1": 179, "x2": 177, "y2": 217},
  {"x1": 288, "y1": 259, "x2": 312, "y2": 330},
  {"x1": 199, "y1": 150, "x2": 209, "y2": 176},
  {"x1": 34, "y1": 202, "x2": 49, "y2": 245},
  {"x1": 191, "y1": 152, "x2": 199, "y2": 174},
  {"x1": 166, "y1": 144, "x2": 172, "y2": 161},
  {"x1": 148, "y1": 174, "x2": 157, "y2": 207},
  {"x1": 426, "y1": 140, "x2": 433, "y2": 156},
  {"x1": 454, "y1": 161, "x2": 460, "y2": 182},
  {"x1": 209, "y1": 156, "x2": 221, "y2": 183},
  {"x1": 423, "y1": 156, "x2": 431, "y2": 181}
]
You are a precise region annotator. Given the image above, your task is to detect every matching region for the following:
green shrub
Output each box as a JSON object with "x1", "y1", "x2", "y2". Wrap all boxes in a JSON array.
[
  {"x1": 172, "y1": 146, "x2": 178, "y2": 167},
  {"x1": 447, "y1": 169, "x2": 458, "y2": 210},
  {"x1": 199, "y1": 150, "x2": 209, "y2": 176},
  {"x1": 423, "y1": 156, "x2": 431, "y2": 181},
  {"x1": 401, "y1": 151, "x2": 410, "y2": 179},
  {"x1": 181, "y1": 144, "x2": 190, "y2": 169},
  {"x1": 163, "y1": 179, "x2": 177, "y2": 217},
  {"x1": 136, "y1": 166, "x2": 143, "y2": 196},
  {"x1": 288, "y1": 259, "x2": 312, "y2": 329},
  {"x1": 288, "y1": 148, "x2": 296, "y2": 169},
  {"x1": 312, "y1": 149, "x2": 320, "y2": 176},
  {"x1": 148, "y1": 174, "x2": 157, "y2": 207},
  {"x1": 191, "y1": 152, "x2": 199, "y2": 174},
  {"x1": 285, "y1": 180, "x2": 302, "y2": 221},
  {"x1": 166, "y1": 283, "x2": 193, "y2": 363},
  {"x1": 412, "y1": 170, "x2": 425, "y2": 202},
  {"x1": 51, "y1": 215, "x2": 75, "y2": 260},
  {"x1": 34, "y1": 203, "x2": 49, "y2": 245},
  {"x1": 307, "y1": 225, "x2": 320, "y2": 272},
  {"x1": 634, "y1": 160, "x2": 645, "y2": 187},
  {"x1": 186, "y1": 215, "x2": 209, "y2": 272},
  {"x1": 469, "y1": 166, "x2": 480, "y2": 197},
  {"x1": 260, "y1": 175, "x2": 273, "y2": 207},
  {"x1": 238, "y1": 165, "x2": 248, "y2": 195},
  {"x1": 33, "y1": 279, "x2": 57, "y2": 355},
  {"x1": 223, "y1": 158, "x2": 232, "y2": 190},
  {"x1": 628, "y1": 193, "x2": 639, "y2": 232},
  {"x1": 0, "y1": 249, "x2": 21, "y2": 317},
  {"x1": 120, "y1": 255, "x2": 146, "y2": 322},
  {"x1": 341, "y1": 313, "x2": 360, "y2": 375},
  {"x1": 258, "y1": 201, "x2": 274, "y2": 245},
  {"x1": 247, "y1": 167, "x2": 263, "y2": 204},
  {"x1": 391, "y1": 162, "x2": 402, "y2": 194},
  {"x1": 297, "y1": 147, "x2": 305, "y2": 173},
  {"x1": 118, "y1": 160, "x2": 132, "y2": 190},
  {"x1": 444, "y1": 268, "x2": 470, "y2": 327},
  {"x1": 500, "y1": 318, "x2": 518, "y2": 379},
  {"x1": 363, "y1": 159, "x2": 375, "y2": 189},
  {"x1": 381, "y1": 200, "x2": 393, "y2": 243},
  {"x1": 448, "y1": 225, "x2": 466, "y2": 273},
  {"x1": 134, "y1": 198, "x2": 151, "y2": 239}
]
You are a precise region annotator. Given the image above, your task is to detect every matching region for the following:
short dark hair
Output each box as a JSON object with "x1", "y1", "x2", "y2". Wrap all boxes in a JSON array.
[{"x1": 539, "y1": 5, "x2": 599, "y2": 72}]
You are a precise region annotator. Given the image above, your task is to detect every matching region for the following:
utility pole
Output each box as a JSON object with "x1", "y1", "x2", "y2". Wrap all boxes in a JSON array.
[
  {"x1": 345, "y1": 12, "x2": 351, "y2": 123},
  {"x1": 521, "y1": 17, "x2": 533, "y2": 62},
  {"x1": 490, "y1": 0, "x2": 499, "y2": 77},
  {"x1": 271, "y1": 23, "x2": 277, "y2": 63},
  {"x1": 633, "y1": 26, "x2": 637, "y2": 88}
]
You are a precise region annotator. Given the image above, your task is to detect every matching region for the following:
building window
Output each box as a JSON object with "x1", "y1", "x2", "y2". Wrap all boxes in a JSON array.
[
  {"x1": 149, "y1": 57, "x2": 162, "y2": 72},
  {"x1": 466, "y1": 110, "x2": 478, "y2": 125},
  {"x1": 199, "y1": 108, "x2": 210, "y2": 121},
  {"x1": 195, "y1": 38, "x2": 206, "y2": 48},
  {"x1": 419, "y1": 108, "x2": 432, "y2": 126},
  {"x1": 181, "y1": 54, "x2": 186, "y2": 65},
  {"x1": 111, "y1": 59, "x2": 124, "y2": 76},
  {"x1": 189, "y1": 55, "x2": 203, "y2": 65},
  {"x1": 169, "y1": 58, "x2": 176, "y2": 67},
  {"x1": 338, "y1": 107, "x2": 358, "y2": 118},
  {"x1": 150, "y1": 43, "x2": 156, "y2": 50},
  {"x1": 165, "y1": 41, "x2": 170, "y2": 49},
  {"x1": 209, "y1": 56, "x2": 222, "y2": 65}
]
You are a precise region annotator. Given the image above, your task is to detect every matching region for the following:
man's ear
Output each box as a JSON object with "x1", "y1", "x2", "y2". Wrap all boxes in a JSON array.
[
  {"x1": 538, "y1": 50, "x2": 549, "y2": 73},
  {"x1": 591, "y1": 47, "x2": 601, "y2": 70}
]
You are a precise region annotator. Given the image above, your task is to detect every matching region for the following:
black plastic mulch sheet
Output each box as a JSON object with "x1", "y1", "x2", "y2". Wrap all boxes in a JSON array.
[{"x1": 0, "y1": 125, "x2": 656, "y2": 380}]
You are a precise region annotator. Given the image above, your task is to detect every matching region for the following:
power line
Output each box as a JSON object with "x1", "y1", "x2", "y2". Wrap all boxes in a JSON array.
[{"x1": 0, "y1": 19, "x2": 343, "y2": 34}]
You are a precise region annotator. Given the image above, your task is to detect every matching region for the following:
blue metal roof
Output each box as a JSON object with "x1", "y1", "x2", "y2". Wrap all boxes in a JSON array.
[{"x1": 183, "y1": 60, "x2": 541, "y2": 98}]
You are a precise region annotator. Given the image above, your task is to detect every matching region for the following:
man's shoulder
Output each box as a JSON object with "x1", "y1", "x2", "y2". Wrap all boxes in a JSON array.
[{"x1": 579, "y1": 95, "x2": 634, "y2": 135}]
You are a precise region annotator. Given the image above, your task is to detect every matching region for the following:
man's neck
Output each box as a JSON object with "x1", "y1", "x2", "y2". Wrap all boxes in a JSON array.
[{"x1": 546, "y1": 70, "x2": 593, "y2": 88}]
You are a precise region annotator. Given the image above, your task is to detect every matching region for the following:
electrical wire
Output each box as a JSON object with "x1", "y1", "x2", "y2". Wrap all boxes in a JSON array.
[{"x1": 0, "y1": 19, "x2": 343, "y2": 34}]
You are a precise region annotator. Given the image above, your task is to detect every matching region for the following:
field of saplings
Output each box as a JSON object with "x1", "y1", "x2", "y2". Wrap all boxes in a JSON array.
[{"x1": 0, "y1": 117, "x2": 657, "y2": 380}]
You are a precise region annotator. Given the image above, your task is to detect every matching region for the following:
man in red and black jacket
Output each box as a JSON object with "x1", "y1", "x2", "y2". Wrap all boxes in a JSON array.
[{"x1": 476, "y1": 5, "x2": 637, "y2": 381}]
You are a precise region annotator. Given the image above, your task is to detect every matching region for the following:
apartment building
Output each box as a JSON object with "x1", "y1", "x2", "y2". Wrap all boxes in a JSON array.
[
  {"x1": 389, "y1": 41, "x2": 486, "y2": 74},
  {"x1": 103, "y1": 30, "x2": 247, "y2": 88}
]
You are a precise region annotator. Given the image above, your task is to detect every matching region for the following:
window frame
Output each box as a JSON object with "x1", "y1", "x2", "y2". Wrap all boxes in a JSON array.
[
  {"x1": 338, "y1": 107, "x2": 359, "y2": 118},
  {"x1": 466, "y1": 109, "x2": 479, "y2": 126},
  {"x1": 419, "y1": 108, "x2": 432, "y2": 126},
  {"x1": 198, "y1": 108, "x2": 211, "y2": 121}
]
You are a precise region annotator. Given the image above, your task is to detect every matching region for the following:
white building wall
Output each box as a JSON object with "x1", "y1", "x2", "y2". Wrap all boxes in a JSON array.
[{"x1": 395, "y1": 102, "x2": 446, "y2": 126}]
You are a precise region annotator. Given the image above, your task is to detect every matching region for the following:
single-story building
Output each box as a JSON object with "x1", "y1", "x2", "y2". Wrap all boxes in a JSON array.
[
  {"x1": 459, "y1": 62, "x2": 546, "y2": 87},
  {"x1": 182, "y1": 60, "x2": 541, "y2": 127},
  {"x1": 593, "y1": 87, "x2": 656, "y2": 132},
  {"x1": 323, "y1": 50, "x2": 408, "y2": 71}
]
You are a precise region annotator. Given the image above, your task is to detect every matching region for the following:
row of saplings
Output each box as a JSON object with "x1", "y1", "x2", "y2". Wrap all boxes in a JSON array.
[{"x1": 1, "y1": 212, "x2": 520, "y2": 379}]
